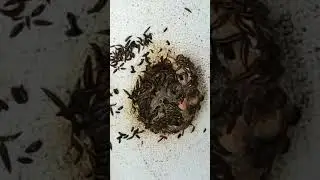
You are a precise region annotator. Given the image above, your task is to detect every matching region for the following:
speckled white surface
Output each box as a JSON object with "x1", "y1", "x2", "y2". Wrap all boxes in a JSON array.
[
  {"x1": 0, "y1": 0, "x2": 109, "y2": 179},
  {"x1": 110, "y1": 0, "x2": 210, "y2": 180}
]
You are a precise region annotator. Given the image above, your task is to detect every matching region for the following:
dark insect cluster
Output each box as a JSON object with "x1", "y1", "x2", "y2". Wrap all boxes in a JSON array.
[
  {"x1": 0, "y1": 132, "x2": 43, "y2": 173},
  {"x1": 110, "y1": 27, "x2": 153, "y2": 74},
  {"x1": 211, "y1": 0, "x2": 302, "y2": 179},
  {"x1": 116, "y1": 127, "x2": 145, "y2": 143},
  {"x1": 1, "y1": 0, "x2": 103, "y2": 39},
  {"x1": 130, "y1": 55, "x2": 204, "y2": 134},
  {"x1": 0, "y1": 83, "x2": 44, "y2": 174},
  {"x1": 0, "y1": 0, "x2": 53, "y2": 38},
  {"x1": 64, "y1": 0, "x2": 108, "y2": 37},
  {"x1": 109, "y1": 26, "x2": 207, "y2": 144},
  {"x1": 42, "y1": 41, "x2": 110, "y2": 179}
]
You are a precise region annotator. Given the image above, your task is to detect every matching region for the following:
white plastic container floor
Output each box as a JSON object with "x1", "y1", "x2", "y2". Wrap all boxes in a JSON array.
[{"x1": 110, "y1": 0, "x2": 210, "y2": 180}]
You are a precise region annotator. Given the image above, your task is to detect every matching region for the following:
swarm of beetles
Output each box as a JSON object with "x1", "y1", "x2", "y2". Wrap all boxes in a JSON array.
[
  {"x1": 131, "y1": 55, "x2": 204, "y2": 134},
  {"x1": 41, "y1": 40, "x2": 110, "y2": 179},
  {"x1": 109, "y1": 23, "x2": 208, "y2": 144},
  {"x1": 0, "y1": 85, "x2": 43, "y2": 174},
  {"x1": 1, "y1": 0, "x2": 107, "y2": 38}
]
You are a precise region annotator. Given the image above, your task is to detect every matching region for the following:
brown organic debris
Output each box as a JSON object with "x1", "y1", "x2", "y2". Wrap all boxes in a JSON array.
[{"x1": 131, "y1": 54, "x2": 204, "y2": 134}]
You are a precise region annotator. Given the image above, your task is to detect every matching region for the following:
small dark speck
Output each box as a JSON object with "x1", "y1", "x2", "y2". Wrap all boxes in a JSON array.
[
  {"x1": 130, "y1": 66, "x2": 136, "y2": 73},
  {"x1": 302, "y1": 27, "x2": 307, "y2": 32},
  {"x1": 115, "y1": 111, "x2": 120, "y2": 114},
  {"x1": 203, "y1": 128, "x2": 206, "y2": 133},
  {"x1": 0, "y1": 99, "x2": 8, "y2": 111},
  {"x1": 177, "y1": 134, "x2": 182, "y2": 139},
  {"x1": 184, "y1": 8, "x2": 192, "y2": 13},
  {"x1": 110, "y1": 108, "x2": 114, "y2": 116},
  {"x1": 131, "y1": 127, "x2": 134, "y2": 132},
  {"x1": 163, "y1": 27, "x2": 167, "y2": 32},
  {"x1": 191, "y1": 126, "x2": 195, "y2": 133},
  {"x1": 315, "y1": 47, "x2": 320, "y2": 52},
  {"x1": 113, "y1": 89, "x2": 119, "y2": 94},
  {"x1": 166, "y1": 40, "x2": 170, "y2": 45}
]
